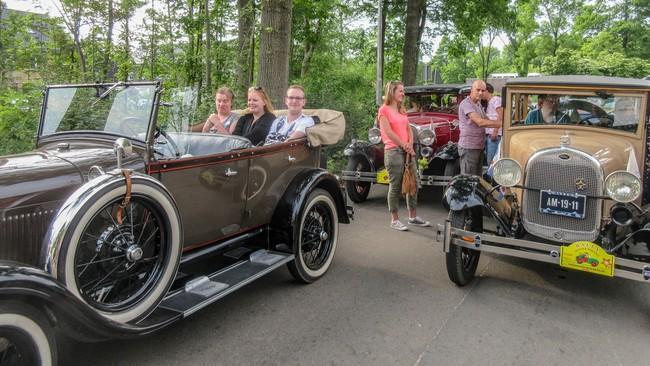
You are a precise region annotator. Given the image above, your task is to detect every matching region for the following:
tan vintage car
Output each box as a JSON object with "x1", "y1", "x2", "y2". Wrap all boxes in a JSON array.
[{"x1": 438, "y1": 75, "x2": 650, "y2": 286}]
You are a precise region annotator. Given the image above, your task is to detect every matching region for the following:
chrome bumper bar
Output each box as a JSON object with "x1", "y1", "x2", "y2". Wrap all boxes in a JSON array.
[
  {"x1": 436, "y1": 220, "x2": 650, "y2": 283},
  {"x1": 340, "y1": 170, "x2": 379, "y2": 183},
  {"x1": 419, "y1": 174, "x2": 452, "y2": 187},
  {"x1": 340, "y1": 170, "x2": 451, "y2": 186}
]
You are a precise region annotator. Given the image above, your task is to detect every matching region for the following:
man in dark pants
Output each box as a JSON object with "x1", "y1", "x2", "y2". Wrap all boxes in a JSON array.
[{"x1": 457, "y1": 80, "x2": 502, "y2": 175}]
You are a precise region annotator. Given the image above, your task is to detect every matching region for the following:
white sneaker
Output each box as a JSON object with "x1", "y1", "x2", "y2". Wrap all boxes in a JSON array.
[
  {"x1": 390, "y1": 220, "x2": 408, "y2": 231},
  {"x1": 408, "y1": 216, "x2": 430, "y2": 227}
]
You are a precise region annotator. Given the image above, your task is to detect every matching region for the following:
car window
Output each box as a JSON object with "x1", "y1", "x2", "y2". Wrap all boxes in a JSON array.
[
  {"x1": 406, "y1": 93, "x2": 458, "y2": 113},
  {"x1": 510, "y1": 92, "x2": 643, "y2": 133}
]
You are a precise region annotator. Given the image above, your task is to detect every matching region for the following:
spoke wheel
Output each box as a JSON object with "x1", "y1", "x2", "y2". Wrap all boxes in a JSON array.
[
  {"x1": 345, "y1": 156, "x2": 371, "y2": 203},
  {"x1": 73, "y1": 197, "x2": 167, "y2": 313},
  {"x1": 446, "y1": 208, "x2": 481, "y2": 286},
  {"x1": 0, "y1": 303, "x2": 56, "y2": 366},
  {"x1": 57, "y1": 177, "x2": 181, "y2": 323},
  {"x1": 288, "y1": 189, "x2": 339, "y2": 283}
]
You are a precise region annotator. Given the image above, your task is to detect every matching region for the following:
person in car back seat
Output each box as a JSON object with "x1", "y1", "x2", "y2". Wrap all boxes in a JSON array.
[
  {"x1": 233, "y1": 86, "x2": 276, "y2": 146},
  {"x1": 265, "y1": 85, "x2": 315, "y2": 145},
  {"x1": 524, "y1": 94, "x2": 570, "y2": 124},
  {"x1": 202, "y1": 87, "x2": 240, "y2": 134}
]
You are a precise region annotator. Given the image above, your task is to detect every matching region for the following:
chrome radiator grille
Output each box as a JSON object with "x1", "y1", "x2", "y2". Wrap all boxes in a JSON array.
[
  {"x1": 0, "y1": 209, "x2": 56, "y2": 267},
  {"x1": 522, "y1": 148, "x2": 603, "y2": 243}
]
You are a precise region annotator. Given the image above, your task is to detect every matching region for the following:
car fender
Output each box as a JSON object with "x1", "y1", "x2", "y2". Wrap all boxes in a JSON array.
[
  {"x1": 41, "y1": 170, "x2": 181, "y2": 278},
  {"x1": 433, "y1": 142, "x2": 459, "y2": 161},
  {"x1": 343, "y1": 140, "x2": 382, "y2": 171},
  {"x1": 271, "y1": 169, "x2": 350, "y2": 245},
  {"x1": 443, "y1": 174, "x2": 486, "y2": 211},
  {"x1": 0, "y1": 262, "x2": 177, "y2": 342},
  {"x1": 443, "y1": 175, "x2": 516, "y2": 236}
]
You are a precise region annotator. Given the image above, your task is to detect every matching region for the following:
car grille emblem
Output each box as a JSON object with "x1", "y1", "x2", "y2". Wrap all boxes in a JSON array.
[{"x1": 575, "y1": 178, "x2": 587, "y2": 191}]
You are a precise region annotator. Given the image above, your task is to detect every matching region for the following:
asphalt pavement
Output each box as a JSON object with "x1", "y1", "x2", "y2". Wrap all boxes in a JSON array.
[{"x1": 62, "y1": 185, "x2": 650, "y2": 366}]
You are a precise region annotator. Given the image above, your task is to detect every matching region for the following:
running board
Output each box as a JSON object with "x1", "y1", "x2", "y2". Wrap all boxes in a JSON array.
[{"x1": 158, "y1": 250, "x2": 294, "y2": 317}]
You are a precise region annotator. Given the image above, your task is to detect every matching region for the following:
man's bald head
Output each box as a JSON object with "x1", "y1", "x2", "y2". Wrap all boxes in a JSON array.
[{"x1": 470, "y1": 80, "x2": 487, "y2": 102}]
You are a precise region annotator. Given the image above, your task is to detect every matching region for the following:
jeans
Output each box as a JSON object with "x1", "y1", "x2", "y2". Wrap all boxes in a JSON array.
[
  {"x1": 384, "y1": 148, "x2": 418, "y2": 213},
  {"x1": 485, "y1": 135, "x2": 501, "y2": 164}
]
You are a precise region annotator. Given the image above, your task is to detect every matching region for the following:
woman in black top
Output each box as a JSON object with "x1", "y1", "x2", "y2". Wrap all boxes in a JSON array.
[{"x1": 233, "y1": 86, "x2": 276, "y2": 145}]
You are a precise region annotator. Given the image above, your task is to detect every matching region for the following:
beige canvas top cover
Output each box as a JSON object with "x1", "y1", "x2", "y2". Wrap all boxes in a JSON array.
[
  {"x1": 225, "y1": 108, "x2": 346, "y2": 147},
  {"x1": 272, "y1": 109, "x2": 346, "y2": 147}
]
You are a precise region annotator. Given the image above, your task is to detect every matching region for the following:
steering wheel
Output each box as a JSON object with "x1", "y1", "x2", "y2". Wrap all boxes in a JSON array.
[
  {"x1": 119, "y1": 117, "x2": 147, "y2": 137},
  {"x1": 154, "y1": 127, "x2": 181, "y2": 157}
]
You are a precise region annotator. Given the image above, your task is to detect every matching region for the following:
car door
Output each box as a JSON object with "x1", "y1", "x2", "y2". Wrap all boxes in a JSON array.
[
  {"x1": 150, "y1": 153, "x2": 250, "y2": 250},
  {"x1": 242, "y1": 140, "x2": 317, "y2": 230}
]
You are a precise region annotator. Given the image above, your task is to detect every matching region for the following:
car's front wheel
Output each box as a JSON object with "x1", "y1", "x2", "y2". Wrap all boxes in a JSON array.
[
  {"x1": 446, "y1": 209, "x2": 481, "y2": 286},
  {"x1": 288, "y1": 189, "x2": 339, "y2": 283},
  {"x1": 56, "y1": 177, "x2": 182, "y2": 324},
  {"x1": 0, "y1": 302, "x2": 57, "y2": 366},
  {"x1": 345, "y1": 156, "x2": 371, "y2": 203}
]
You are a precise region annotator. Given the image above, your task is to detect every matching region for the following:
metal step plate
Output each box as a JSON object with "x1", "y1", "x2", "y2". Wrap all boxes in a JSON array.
[{"x1": 158, "y1": 250, "x2": 294, "y2": 317}]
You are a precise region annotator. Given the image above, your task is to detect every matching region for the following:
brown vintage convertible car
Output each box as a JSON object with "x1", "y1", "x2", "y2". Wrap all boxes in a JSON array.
[{"x1": 0, "y1": 81, "x2": 351, "y2": 365}]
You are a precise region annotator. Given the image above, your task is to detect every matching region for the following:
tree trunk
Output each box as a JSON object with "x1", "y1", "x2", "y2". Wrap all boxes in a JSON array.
[
  {"x1": 402, "y1": 0, "x2": 425, "y2": 86},
  {"x1": 258, "y1": 0, "x2": 292, "y2": 108},
  {"x1": 300, "y1": 18, "x2": 322, "y2": 78},
  {"x1": 204, "y1": 0, "x2": 212, "y2": 93},
  {"x1": 236, "y1": 0, "x2": 255, "y2": 105}
]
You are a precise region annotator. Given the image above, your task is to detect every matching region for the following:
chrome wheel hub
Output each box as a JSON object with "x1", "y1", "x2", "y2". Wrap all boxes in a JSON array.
[{"x1": 126, "y1": 245, "x2": 143, "y2": 262}]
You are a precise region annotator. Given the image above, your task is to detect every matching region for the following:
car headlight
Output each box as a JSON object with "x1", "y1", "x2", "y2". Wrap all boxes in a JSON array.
[
  {"x1": 418, "y1": 128, "x2": 436, "y2": 146},
  {"x1": 605, "y1": 171, "x2": 640, "y2": 203},
  {"x1": 368, "y1": 127, "x2": 381, "y2": 144},
  {"x1": 492, "y1": 158, "x2": 522, "y2": 187}
]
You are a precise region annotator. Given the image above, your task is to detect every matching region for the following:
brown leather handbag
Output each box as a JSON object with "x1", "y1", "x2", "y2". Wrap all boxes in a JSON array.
[{"x1": 401, "y1": 154, "x2": 418, "y2": 196}]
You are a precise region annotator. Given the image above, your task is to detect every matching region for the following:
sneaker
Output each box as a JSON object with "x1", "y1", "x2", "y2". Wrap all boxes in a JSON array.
[
  {"x1": 408, "y1": 216, "x2": 430, "y2": 227},
  {"x1": 390, "y1": 220, "x2": 408, "y2": 231}
]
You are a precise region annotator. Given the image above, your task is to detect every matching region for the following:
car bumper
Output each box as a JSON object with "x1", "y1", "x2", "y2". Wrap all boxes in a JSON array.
[
  {"x1": 340, "y1": 170, "x2": 452, "y2": 187},
  {"x1": 436, "y1": 221, "x2": 650, "y2": 283}
]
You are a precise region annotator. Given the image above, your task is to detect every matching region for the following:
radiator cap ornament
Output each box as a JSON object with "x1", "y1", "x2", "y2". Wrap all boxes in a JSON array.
[{"x1": 560, "y1": 132, "x2": 571, "y2": 147}]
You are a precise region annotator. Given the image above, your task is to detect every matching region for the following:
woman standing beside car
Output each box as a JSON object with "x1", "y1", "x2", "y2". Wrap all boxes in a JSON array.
[{"x1": 378, "y1": 80, "x2": 429, "y2": 231}]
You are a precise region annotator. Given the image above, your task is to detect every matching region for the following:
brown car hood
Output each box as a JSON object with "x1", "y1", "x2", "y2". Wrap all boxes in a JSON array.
[
  {"x1": 507, "y1": 129, "x2": 643, "y2": 178},
  {"x1": 0, "y1": 144, "x2": 125, "y2": 213}
]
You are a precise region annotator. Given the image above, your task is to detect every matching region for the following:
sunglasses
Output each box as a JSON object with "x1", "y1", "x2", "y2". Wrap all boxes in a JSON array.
[{"x1": 249, "y1": 86, "x2": 264, "y2": 92}]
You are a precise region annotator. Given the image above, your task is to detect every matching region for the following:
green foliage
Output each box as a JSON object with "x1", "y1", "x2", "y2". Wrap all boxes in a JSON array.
[
  {"x1": 0, "y1": 85, "x2": 41, "y2": 155},
  {"x1": 0, "y1": 0, "x2": 649, "y2": 160}
]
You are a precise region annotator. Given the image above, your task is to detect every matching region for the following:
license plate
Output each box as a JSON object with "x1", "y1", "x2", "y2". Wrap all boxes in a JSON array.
[
  {"x1": 539, "y1": 190, "x2": 586, "y2": 219},
  {"x1": 560, "y1": 241, "x2": 615, "y2": 277},
  {"x1": 376, "y1": 168, "x2": 390, "y2": 184}
]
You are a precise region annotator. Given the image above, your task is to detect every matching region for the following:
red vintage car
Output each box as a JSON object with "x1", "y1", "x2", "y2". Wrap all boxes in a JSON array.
[{"x1": 341, "y1": 84, "x2": 469, "y2": 202}]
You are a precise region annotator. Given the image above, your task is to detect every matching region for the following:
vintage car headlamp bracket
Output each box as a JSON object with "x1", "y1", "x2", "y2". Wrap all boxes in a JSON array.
[
  {"x1": 604, "y1": 170, "x2": 641, "y2": 203},
  {"x1": 492, "y1": 158, "x2": 522, "y2": 187},
  {"x1": 368, "y1": 127, "x2": 382, "y2": 145}
]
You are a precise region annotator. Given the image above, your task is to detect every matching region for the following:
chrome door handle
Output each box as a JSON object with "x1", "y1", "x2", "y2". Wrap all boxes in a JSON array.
[
  {"x1": 225, "y1": 168, "x2": 238, "y2": 177},
  {"x1": 287, "y1": 155, "x2": 296, "y2": 163}
]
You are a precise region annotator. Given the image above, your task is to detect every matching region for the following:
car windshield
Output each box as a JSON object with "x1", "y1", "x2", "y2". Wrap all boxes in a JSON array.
[
  {"x1": 40, "y1": 83, "x2": 157, "y2": 139},
  {"x1": 510, "y1": 91, "x2": 644, "y2": 133},
  {"x1": 406, "y1": 92, "x2": 460, "y2": 114}
]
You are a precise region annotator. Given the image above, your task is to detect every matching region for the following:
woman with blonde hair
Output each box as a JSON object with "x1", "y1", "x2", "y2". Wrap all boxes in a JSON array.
[
  {"x1": 202, "y1": 87, "x2": 240, "y2": 134},
  {"x1": 233, "y1": 86, "x2": 276, "y2": 145},
  {"x1": 378, "y1": 80, "x2": 429, "y2": 231}
]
